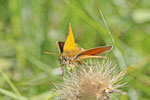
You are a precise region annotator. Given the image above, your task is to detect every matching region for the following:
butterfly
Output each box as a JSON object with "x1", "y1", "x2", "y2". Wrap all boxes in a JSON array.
[{"x1": 45, "y1": 24, "x2": 112, "y2": 73}]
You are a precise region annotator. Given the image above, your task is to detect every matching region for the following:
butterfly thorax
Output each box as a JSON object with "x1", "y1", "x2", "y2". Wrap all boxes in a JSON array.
[
  {"x1": 62, "y1": 47, "x2": 84, "y2": 57},
  {"x1": 59, "y1": 47, "x2": 84, "y2": 66}
]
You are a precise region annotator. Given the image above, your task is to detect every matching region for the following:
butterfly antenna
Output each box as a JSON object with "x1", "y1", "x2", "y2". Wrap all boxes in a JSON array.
[{"x1": 44, "y1": 52, "x2": 59, "y2": 56}]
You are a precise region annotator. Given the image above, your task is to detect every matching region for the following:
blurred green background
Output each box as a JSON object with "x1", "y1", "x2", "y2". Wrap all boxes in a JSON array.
[{"x1": 0, "y1": 0, "x2": 150, "y2": 100}]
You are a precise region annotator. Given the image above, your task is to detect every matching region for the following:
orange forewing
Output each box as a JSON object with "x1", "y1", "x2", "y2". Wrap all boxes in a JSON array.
[
  {"x1": 74, "y1": 46, "x2": 112, "y2": 61},
  {"x1": 60, "y1": 24, "x2": 83, "y2": 57},
  {"x1": 63, "y1": 24, "x2": 77, "y2": 53},
  {"x1": 77, "y1": 46, "x2": 112, "y2": 56}
]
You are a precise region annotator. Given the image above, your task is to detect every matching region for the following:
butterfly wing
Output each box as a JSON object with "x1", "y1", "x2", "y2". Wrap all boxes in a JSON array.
[
  {"x1": 63, "y1": 24, "x2": 77, "y2": 52},
  {"x1": 74, "y1": 46, "x2": 112, "y2": 60},
  {"x1": 56, "y1": 41, "x2": 65, "y2": 53}
]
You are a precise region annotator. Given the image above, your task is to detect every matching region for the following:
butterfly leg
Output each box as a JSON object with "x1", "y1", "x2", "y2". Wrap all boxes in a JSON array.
[
  {"x1": 78, "y1": 61, "x2": 89, "y2": 66},
  {"x1": 79, "y1": 60, "x2": 98, "y2": 67},
  {"x1": 71, "y1": 60, "x2": 80, "y2": 68}
]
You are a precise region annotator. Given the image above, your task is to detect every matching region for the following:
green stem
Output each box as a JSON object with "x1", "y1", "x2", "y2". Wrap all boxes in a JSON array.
[{"x1": 0, "y1": 68, "x2": 21, "y2": 96}]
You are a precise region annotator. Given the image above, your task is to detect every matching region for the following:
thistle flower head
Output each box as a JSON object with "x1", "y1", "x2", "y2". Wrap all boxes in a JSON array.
[{"x1": 54, "y1": 60, "x2": 126, "y2": 100}]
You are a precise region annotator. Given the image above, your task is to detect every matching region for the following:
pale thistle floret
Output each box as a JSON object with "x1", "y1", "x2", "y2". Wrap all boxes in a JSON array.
[{"x1": 54, "y1": 60, "x2": 126, "y2": 100}]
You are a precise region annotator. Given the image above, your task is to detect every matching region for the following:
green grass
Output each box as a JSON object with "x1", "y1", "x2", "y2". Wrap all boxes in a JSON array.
[{"x1": 0, "y1": 0, "x2": 150, "y2": 99}]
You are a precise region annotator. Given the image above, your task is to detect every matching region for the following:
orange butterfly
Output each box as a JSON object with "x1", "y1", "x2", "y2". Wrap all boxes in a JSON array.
[{"x1": 45, "y1": 24, "x2": 112, "y2": 71}]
